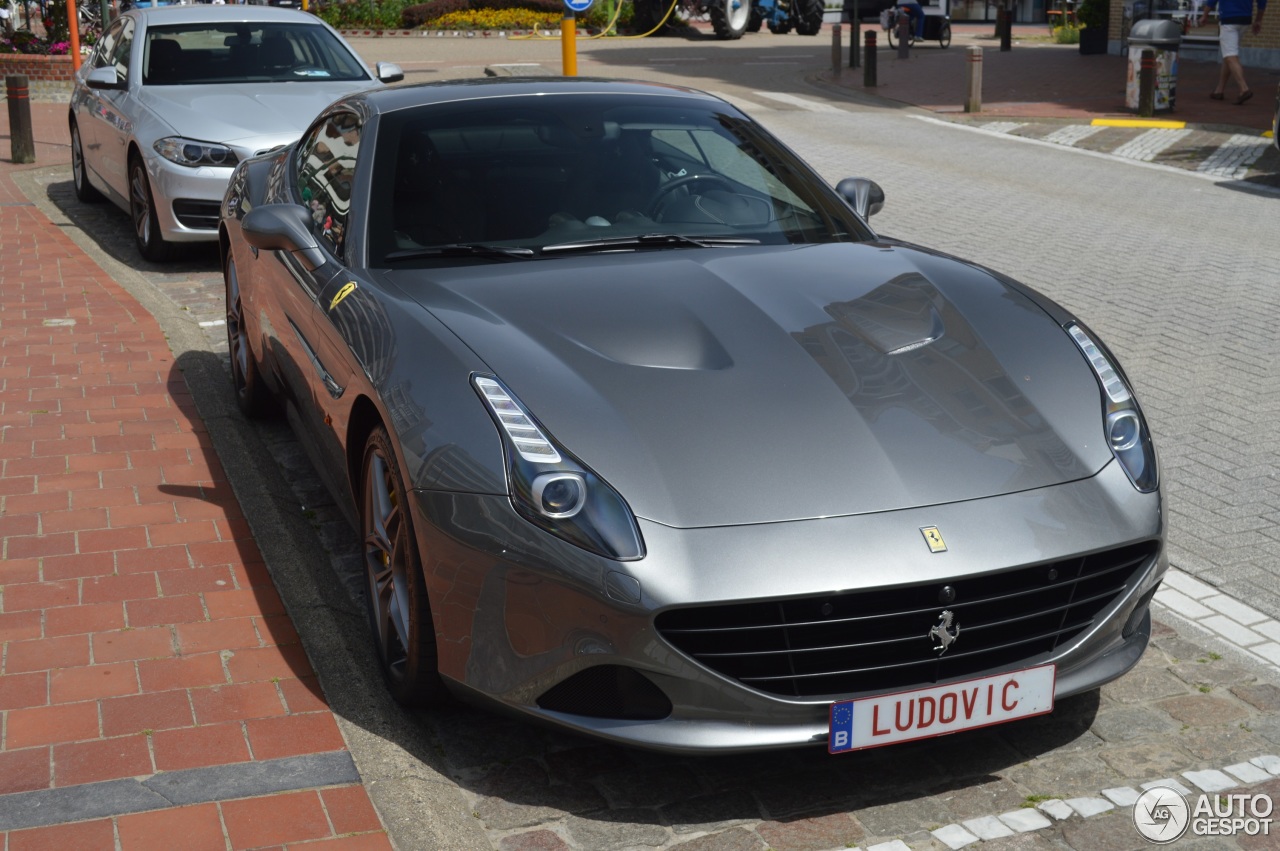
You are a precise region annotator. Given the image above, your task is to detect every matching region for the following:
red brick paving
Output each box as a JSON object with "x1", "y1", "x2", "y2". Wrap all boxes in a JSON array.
[{"x1": 0, "y1": 97, "x2": 390, "y2": 849}]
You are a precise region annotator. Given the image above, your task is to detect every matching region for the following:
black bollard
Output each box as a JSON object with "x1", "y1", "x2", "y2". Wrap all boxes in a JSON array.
[
  {"x1": 1138, "y1": 49, "x2": 1155, "y2": 117},
  {"x1": 999, "y1": 7, "x2": 1012, "y2": 51},
  {"x1": 897, "y1": 12, "x2": 910, "y2": 59},
  {"x1": 864, "y1": 30, "x2": 877, "y2": 87},
  {"x1": 832, "y1": 24, "x2": 842, "y2": 77},
  {"x1": 7, "y1": 75, "x2": 35, "y2": 164}
]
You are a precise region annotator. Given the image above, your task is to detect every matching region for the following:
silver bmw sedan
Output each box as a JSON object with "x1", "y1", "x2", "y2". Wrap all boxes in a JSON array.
[{"x1": 69, "y1": 4, "x2": 402, "y2": 261}]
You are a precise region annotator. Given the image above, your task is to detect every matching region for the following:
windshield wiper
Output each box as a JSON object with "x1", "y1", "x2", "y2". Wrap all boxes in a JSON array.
[
  {"x1": 540, "y1": 233, "x2": 761, "y2": 255},
  {"x1": 385, "y1": 243, "x2": 536, "y2": 261}
]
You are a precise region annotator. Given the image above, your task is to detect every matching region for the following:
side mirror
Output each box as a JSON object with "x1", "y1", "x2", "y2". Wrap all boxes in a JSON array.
[
  {"x1": 835, "y1": 177, "x2": 885, "y2": 219},
  {"x1": 376, "y1": 62, "x2": 404, "y2": 84},
  {"x1": 242, "y1": 203, "x2": 325, "y2": 271},
  {"x1": 85, "y1": 66, "x2": 123, "y2": 91}
]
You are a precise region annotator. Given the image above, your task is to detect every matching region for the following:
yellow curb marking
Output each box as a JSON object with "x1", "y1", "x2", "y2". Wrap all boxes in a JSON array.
[{"x1": 1091, "y1": 118, "x2": 1187, "y2": 129}]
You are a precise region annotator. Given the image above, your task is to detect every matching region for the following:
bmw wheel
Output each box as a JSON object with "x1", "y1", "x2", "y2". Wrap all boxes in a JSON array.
[
  {"x1": 224, "y1": 254, "x2": 273, "y2": 418},
  {"x1": 70, "y1": 120, "x2": 103, "y2": 204},
  {"x1": 129, "y1": 154, "x2": 173, "y2": 262},
  {"x1": 362, "y1": 426, "x2": 447, "y2": 707}
]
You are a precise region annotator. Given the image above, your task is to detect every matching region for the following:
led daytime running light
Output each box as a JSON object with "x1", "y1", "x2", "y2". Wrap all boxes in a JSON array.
[
  {"x1": 473, "y1": 376, "x2": 561, "y2": 463},
  {"x1": 1068, "y1": 325, "x2": 1131, "y2": 404}
]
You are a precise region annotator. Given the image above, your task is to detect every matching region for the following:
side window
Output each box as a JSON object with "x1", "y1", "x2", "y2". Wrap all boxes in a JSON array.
[
  {"x1": 296, "y1": 111, "x2": 361, "y2": 260},
  {"x1": 100, "y1": 18, "x2": 134, "y2": 84}
]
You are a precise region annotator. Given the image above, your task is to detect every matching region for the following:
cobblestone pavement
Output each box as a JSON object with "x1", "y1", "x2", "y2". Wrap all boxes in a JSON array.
[
  {"x1": 8, "y1": 32, "x2": 1280, "y2": 850},
  {"x1": 917, "y1": 116, "x2": 1280, "y2": 189}
]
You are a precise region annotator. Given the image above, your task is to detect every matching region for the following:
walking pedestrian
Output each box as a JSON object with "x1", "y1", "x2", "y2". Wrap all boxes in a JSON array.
[{"x1": 1199, "y1": 0, "x2": 1266, "y2": 104}]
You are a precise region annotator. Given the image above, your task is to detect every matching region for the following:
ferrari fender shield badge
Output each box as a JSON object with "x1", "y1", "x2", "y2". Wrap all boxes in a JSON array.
[
  {"x1": 920, "y1": 526, "x2": 947, "y2": 553},
  {"x1": 329, "y1": 282, "x2": 357, "y2": 312}
]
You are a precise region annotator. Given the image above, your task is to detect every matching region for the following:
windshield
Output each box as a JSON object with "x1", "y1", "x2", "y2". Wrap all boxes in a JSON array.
[
  {"x1": 366, "y1": 94, "x2": 874, "y2": 267},
  {"x1": 142, "y1": 22, "x2": 369, "y2": 86}
]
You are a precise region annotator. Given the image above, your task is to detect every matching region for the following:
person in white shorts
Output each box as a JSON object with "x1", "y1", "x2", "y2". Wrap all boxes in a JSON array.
[{"x1": 1198, "y1": 0, "x2": 1266, "y2": 104}]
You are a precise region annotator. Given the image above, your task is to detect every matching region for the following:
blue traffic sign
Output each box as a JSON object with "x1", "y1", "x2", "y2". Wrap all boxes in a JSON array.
[{"x1": 564, "y1": 0, "x2": 593, "y2": 11}]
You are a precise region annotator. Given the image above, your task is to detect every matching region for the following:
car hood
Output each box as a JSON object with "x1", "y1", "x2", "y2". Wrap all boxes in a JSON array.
[
  {"x1": 388, "y1": 242, "x2": 1114, "y2": 528},
  {"x1": 137, "y1": 82, "x2": 373, "y2": 149}
]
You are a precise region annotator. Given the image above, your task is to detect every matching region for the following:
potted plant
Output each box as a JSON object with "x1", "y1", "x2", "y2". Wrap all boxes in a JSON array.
[{"x1": 1077, "y1": 0, "x2": 1109, "y2": 53}]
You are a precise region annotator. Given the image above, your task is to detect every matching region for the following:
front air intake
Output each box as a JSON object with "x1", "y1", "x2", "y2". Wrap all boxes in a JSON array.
[{"x1": 536, "y1": 665, "x2": 671, "y2": 720}]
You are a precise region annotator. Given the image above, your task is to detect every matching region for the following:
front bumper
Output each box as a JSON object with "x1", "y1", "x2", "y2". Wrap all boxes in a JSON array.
[
  {"x1": 146, "y1": 152, "x2": 235, "y2": 243},
  {"x1": 412, "y1": 460, "x2": 1165, "y2": 753}
]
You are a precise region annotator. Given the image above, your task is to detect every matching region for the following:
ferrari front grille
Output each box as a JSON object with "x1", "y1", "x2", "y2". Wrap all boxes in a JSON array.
[{"x1": 653, "y1": 542, "x2": 1158, "y2": 698}]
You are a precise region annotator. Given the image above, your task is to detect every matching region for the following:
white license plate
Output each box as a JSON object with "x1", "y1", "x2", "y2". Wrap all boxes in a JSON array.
[{"x1": 828, "y1": 664, "x2": 1056, "y2": 753}]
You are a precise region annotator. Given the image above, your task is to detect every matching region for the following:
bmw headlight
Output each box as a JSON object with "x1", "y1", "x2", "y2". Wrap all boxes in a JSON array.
[
  {"x1": 1067, "y1": 323, "x2": 1157, "y2": 492},
  {"x1": 473, "y1": 375, "x2": 645, "y2": 560},
  {"x1": 154, "y1": 137, "x2": 238, "y2": 168}
]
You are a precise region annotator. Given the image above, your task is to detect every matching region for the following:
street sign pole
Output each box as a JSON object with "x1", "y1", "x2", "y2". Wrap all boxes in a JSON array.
[
  {"x1": 562, "y1": 9, "x2": 577, "y2": 76},
  {"x1": 562, "y1": 0, "x2": 593, "y2": 77}
]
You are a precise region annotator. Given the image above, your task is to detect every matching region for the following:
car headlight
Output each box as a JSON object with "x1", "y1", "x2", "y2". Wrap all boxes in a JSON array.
[
  {"x1": 473, "y1": 375, "x2": 645, "y2": 560},
  {"x1": 154, "y1": 137, "x2": 239, "y2": 168},
  {"x1": 1067, "y1": 323, "x2": 1157, "y2": 492}
]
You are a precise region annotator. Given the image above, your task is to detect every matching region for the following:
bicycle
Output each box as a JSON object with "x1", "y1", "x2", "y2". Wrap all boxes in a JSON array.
[{"x1": 882, "y1": 4, "x2": 950, "y2": 48}]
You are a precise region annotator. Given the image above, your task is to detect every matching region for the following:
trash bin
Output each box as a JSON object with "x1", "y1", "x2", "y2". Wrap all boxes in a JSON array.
[{"x1": 1126, "y1": 18, "x2": 1182, "y2": 112}]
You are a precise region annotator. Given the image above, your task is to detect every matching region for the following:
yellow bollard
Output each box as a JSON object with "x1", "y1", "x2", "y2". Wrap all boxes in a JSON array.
[{"x1": 562, "y1": 10, "x2": 577, "y2": 77}]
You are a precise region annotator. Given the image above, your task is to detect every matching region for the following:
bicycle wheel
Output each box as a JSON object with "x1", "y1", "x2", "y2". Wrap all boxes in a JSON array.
[{"x1": 939, "y1": 22, "x2": 951, "y2": 47}]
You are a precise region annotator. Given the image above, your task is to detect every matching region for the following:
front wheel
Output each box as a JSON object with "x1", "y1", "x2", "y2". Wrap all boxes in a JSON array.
[
  {"x1": 224, "y1": 254, "x2": 273, "y2": 419},
  {"x1": 939, "y1": 22, "x2": 951, "y2": 47},
  {"x1": 710, "y1": 0, "x2": 750, "y2": 39},
  {"x1": 793, "y1": 0, "x2": 824, "y2": 35},
  {"x1": 129, "y1": 155, "x2": 173, "y2": 262},
  {"x1": 361, "y1": 426, "x2": 447, "y2": 708}
]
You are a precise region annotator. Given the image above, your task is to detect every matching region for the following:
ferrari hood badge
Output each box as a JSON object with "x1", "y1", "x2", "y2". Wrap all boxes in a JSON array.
[
  {"x1": 929, "y1": 610, "x2": 960, "y2": 655},
  {"x1": 920, "y1": 526, "x2": 947, "y2": 553},
  {"x1": 329, "y1": 281, "x2": 358, "y2": 312}
]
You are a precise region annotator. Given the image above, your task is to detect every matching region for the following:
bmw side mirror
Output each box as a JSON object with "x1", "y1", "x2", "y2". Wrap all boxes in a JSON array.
[
  {"x1": 242, "y1": 204, "x2": 325, "y2": 271},
  {"x1": 376, "y1": 62, "x2": 404, "y2": 84},
  {"x1": 85, "y1": 66, "x2": 123, "y2": 91},
  {"x1": 835, "y1": 177, "x2": 885, "y2": 219}
]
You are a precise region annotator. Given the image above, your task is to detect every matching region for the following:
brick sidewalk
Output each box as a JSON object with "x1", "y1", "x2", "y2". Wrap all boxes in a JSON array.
[{"x1": 0, "y1": 103, "x2": 391, "y2": 849}]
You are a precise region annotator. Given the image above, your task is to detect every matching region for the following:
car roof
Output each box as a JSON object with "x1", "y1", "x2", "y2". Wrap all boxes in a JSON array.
[
  {"x1": 342, "y1": 77, "x2": 732, "y2": 115},
  {"x1": 126, "y1": 4, "x2": 324, "y2": 24}
]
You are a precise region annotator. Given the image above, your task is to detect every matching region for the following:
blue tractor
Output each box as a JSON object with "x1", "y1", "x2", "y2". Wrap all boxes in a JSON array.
[{"x1": 633, "y1": 0, "x2": 826, "y2": 38}]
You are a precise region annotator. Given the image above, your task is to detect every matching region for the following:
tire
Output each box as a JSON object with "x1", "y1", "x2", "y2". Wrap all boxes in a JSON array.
[
  {"x1": 746, "y1": 8, "x2": 762, "y2": 30},
  {"x1": 633, "y1": 0, "x2": 668, "y2": 33},
  {"x1": 224, "y1": 253, "x2": 273, "y2": 419},
  {"x1": 710, "y1": 0, "x2": 750, "y2": 39},
  {"x1": 70, "y1": 120, "x2": 103, "y2": 204},
  {"x1": 361, "y1": 426, "x2": 447, "y2": 708},
  {"x1": 793, "y1": 0, "x2": 824, "y2": 35},
  {"x1": 939, "y1": 21, "x2": 951, "y2": 47},
  {"x1": 886, "y1": 24, "x2": 897, "y2": 47},
  {"x1": 128, "y1": 155, "x2": 173, "y2": 262},
  {"x1": 767, "y1": 13, "x2": 792, "y2": 33}
]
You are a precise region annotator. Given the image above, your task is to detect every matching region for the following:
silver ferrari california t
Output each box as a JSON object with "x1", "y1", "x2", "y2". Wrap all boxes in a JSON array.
[
  {"x1": 69, "y1": 5, "x2": 402, "y2": 261},
  {"x1": 220, "y1": 78, "x2": 1165, "y2": 754}
]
